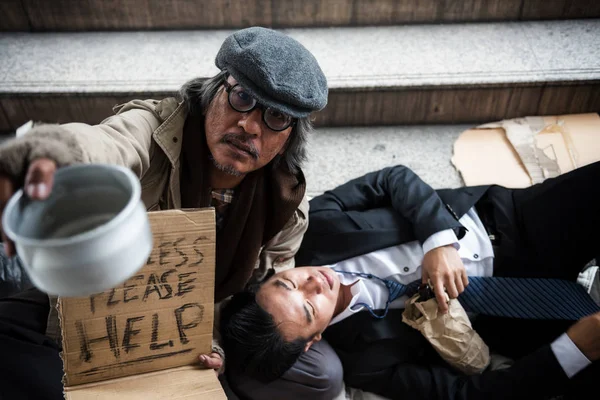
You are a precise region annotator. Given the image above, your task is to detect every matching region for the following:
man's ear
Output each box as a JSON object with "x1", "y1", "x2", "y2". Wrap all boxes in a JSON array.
[{"x1": 303, "y1": 332, "x2": 322, "y2": 352}]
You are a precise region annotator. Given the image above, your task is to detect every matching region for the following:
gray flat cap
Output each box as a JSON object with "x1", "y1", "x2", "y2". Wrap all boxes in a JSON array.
[{"x1": 216, "y1": 27, "x2": 328, "y2": 118}]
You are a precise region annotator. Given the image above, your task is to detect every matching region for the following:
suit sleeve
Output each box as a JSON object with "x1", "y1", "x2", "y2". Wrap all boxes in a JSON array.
[
  {"x1": 350, "y1": 346, "x2": 571, "y2": 400},
  {"x1": 309, "y1": 165, "x2": 465, "y2": 243}
]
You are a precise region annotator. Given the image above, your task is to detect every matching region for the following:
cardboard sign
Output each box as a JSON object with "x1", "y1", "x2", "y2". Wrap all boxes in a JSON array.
[
  {"x1": 58, "y1": 209, "x2": 222, "y2": 398},
  {"x1": 64, "y1": 367, "x2": 226, "y2": 400}
]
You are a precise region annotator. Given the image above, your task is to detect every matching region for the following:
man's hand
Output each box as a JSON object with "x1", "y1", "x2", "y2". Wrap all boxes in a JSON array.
[
  {"x1": 567, "y1": 311, "x2": 600, "y2": 361},
  {"x1": 0, "y1": 158, "x2": 57, "y2": 256},
  {"x1": 198, "y1": 352, "x2": 223, "y2": 376},
  {"x1": 421, "y1": 244, "x2": 468, "y2": 314}
]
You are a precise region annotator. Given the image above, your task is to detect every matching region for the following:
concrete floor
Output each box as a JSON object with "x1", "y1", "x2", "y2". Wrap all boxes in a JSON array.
[{"x1": 304, "y1": 124, "x2": 470, "y2": 197}]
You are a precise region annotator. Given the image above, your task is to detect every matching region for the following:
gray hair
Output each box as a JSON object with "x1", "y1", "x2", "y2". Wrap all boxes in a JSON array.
[{"x1": 179, "y1": 71, "x2": 312, "y2": 175}]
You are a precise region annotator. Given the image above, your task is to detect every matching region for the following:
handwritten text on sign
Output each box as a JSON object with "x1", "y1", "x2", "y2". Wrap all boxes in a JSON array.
[{"x1": 59, "y1": 209, "x2": 216, "y2": 387}]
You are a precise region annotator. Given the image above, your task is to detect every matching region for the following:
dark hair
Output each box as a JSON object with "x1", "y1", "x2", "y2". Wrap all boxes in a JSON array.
[
  {"x1": 219, "y1": 285, "x2": 310, "y2": 382},
  {"x1": 179, "y1": 72, "x2": 313, "y2": 175}
]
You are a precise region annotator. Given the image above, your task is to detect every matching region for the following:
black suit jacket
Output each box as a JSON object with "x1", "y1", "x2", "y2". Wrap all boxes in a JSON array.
[
  {"x1": 296, "y1": 165, "x2": 489, "y2": 266},
  {"x1": 298, "y1": 165, "x2": 570, "y2": 400}
]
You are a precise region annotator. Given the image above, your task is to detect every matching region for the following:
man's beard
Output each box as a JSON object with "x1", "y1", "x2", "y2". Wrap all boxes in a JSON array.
[
  {"x1": 209, "y1": 155, "x2": 244, "y2": 177},
  {"x1": 208, "y1": 133, "x2": 259, "y2": 177}
]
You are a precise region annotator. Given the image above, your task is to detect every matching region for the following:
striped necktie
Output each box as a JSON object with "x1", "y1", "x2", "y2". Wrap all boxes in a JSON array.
[
  {"x1": 458, "y1": 276, "x2": 600, "y2": 320},
  {"x1": 334, "y1": 269, "x2": 421, "y2": 319},
  {"x1": 337, "y1": 270, "x2": 599, "y2": 320}
]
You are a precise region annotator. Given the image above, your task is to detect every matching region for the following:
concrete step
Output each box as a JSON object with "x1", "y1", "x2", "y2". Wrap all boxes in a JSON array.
[
  {"x1": 305, "y1": 124, "x2": 467, "y2": 197},
  {"x1": 3, "y1": 0, "x2": 600, "y2": 31},
  {"x1": 1, "y1": 19, "x2": 599, "y2": 131}
]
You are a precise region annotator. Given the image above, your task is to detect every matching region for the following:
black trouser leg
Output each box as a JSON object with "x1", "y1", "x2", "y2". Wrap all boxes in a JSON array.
[
  {"x1": 0, "y1": 286, "x2": 50, "y2": 332},
  {"x1": 0, "y1": 288, "x2": 63, "y2": 399},
  {"x1": 563, "y1": 360, "x2": 599, "y2": 399},
  {"x1": 474, "y1": 161, "x2": 600, "y2": 360},
  {"x1": 508, "y1": 160, "x2": 600, "y2": 280}
]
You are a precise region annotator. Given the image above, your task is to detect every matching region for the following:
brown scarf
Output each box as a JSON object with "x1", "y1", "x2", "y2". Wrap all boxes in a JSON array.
[{"x1": 180, "y1": 114, "x2": 306, "y2": 302}]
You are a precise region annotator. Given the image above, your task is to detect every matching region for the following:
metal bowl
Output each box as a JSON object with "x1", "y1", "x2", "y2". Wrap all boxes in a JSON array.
[{"x1": 2, "y1": 164, "x2": 153, "y2": 297}]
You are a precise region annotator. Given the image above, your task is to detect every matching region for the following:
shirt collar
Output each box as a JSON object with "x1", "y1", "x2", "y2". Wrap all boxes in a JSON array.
[
  {"x1": 329, "y1": 279, "x2": 366, "y2": 326},
  {"x1": 211, "y1": 188, "x2": 235, "y2": 204}
]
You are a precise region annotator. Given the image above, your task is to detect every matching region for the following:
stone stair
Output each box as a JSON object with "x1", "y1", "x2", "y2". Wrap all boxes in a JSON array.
[
  {"x1": 306, "y1": 124, "x2": 467, "y2": 197},
  {"x1": 1, "y1": 19, "x2": 599, "y2": 134},
  {"x1": 3, "y1": 0, "x2": 600, "y2": 31}
]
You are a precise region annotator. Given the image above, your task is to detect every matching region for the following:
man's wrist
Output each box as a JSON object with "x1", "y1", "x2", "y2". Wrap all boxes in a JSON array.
[
  {"x1": 551, "y1": 333, "x2": 591, "y2": 378},
  {"x1": 423, "y1": 229, "x2": 460, "y2": 254}
]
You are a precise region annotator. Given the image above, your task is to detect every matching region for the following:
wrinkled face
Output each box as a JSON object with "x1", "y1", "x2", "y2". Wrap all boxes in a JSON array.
[
  {"x1": 204, "y1": 76, "x2": 293, "y2": 176},
  {"x1": 256, "y1": 267, "x2": 342, "y2": 350}
]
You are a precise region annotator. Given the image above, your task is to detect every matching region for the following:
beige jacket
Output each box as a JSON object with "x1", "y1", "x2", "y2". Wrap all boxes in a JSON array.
[{"x1": 0, "y1": 98, "x2": 309, "y2": 365}]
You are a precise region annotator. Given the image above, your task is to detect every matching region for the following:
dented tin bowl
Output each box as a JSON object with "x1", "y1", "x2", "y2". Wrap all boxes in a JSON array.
[{"x1": 2, "y1": 164, "x2": 153, "y2": 297}]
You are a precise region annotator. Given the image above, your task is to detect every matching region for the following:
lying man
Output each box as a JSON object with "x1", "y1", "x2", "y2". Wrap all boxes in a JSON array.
[{"x1": 221, "y1": 161, "x2": 600, "y2": 400}]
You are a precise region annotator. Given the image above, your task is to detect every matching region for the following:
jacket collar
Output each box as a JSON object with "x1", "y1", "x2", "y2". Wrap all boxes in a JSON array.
[{"x1": 153, "y1": 98, "x2": 187, "y2": 166}]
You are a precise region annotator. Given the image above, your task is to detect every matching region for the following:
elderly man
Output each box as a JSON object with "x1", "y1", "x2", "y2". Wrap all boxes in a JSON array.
[
  {"x1": 221, "y1": 162, "x2": 600, "y2": 400},
  {"x1": 0, "y1": 27, "x2": 339, "y2": 399}
]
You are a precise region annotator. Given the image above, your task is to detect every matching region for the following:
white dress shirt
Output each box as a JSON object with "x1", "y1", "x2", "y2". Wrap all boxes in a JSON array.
[{"x1": 327, "y1": 207, "x2": 590, "y2": 378}]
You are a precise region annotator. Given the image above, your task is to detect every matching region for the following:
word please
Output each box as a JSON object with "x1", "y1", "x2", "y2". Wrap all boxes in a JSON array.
[{"x1": 88, "y1": 270, "x2": 198, "y2": 313}]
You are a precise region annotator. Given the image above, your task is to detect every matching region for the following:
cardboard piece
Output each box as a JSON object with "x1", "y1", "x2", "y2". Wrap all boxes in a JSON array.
[
  {"x1": 58, "y1": 209, "x2": 225, "y2": 399},
  {"x1": 64, "y1": 367, "x2": 226, "y2": 400},
  {"x1": 452, "y1": 113, "x2": 600, "y2": 187}
]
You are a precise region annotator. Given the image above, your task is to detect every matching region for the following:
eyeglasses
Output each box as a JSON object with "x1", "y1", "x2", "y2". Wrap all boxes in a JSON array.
[{"x1": 223, "y1": 81, "x2": 295, "y2": 132}]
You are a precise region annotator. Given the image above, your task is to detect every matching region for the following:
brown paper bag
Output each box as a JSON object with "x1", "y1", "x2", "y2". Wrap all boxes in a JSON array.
[{"x1": 402, "y1": 293, "x2": 490, "y2": 375}]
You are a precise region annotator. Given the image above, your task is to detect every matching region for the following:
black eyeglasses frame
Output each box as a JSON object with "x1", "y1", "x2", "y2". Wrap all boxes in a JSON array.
[{"x1": 222, "y1": 81, "x2": 296, "y2": 132}]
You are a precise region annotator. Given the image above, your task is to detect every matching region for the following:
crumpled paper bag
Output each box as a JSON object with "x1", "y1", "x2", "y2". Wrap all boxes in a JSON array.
[{"x1": 402, "y1": 293, "x2": 490, "y2": 375}]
